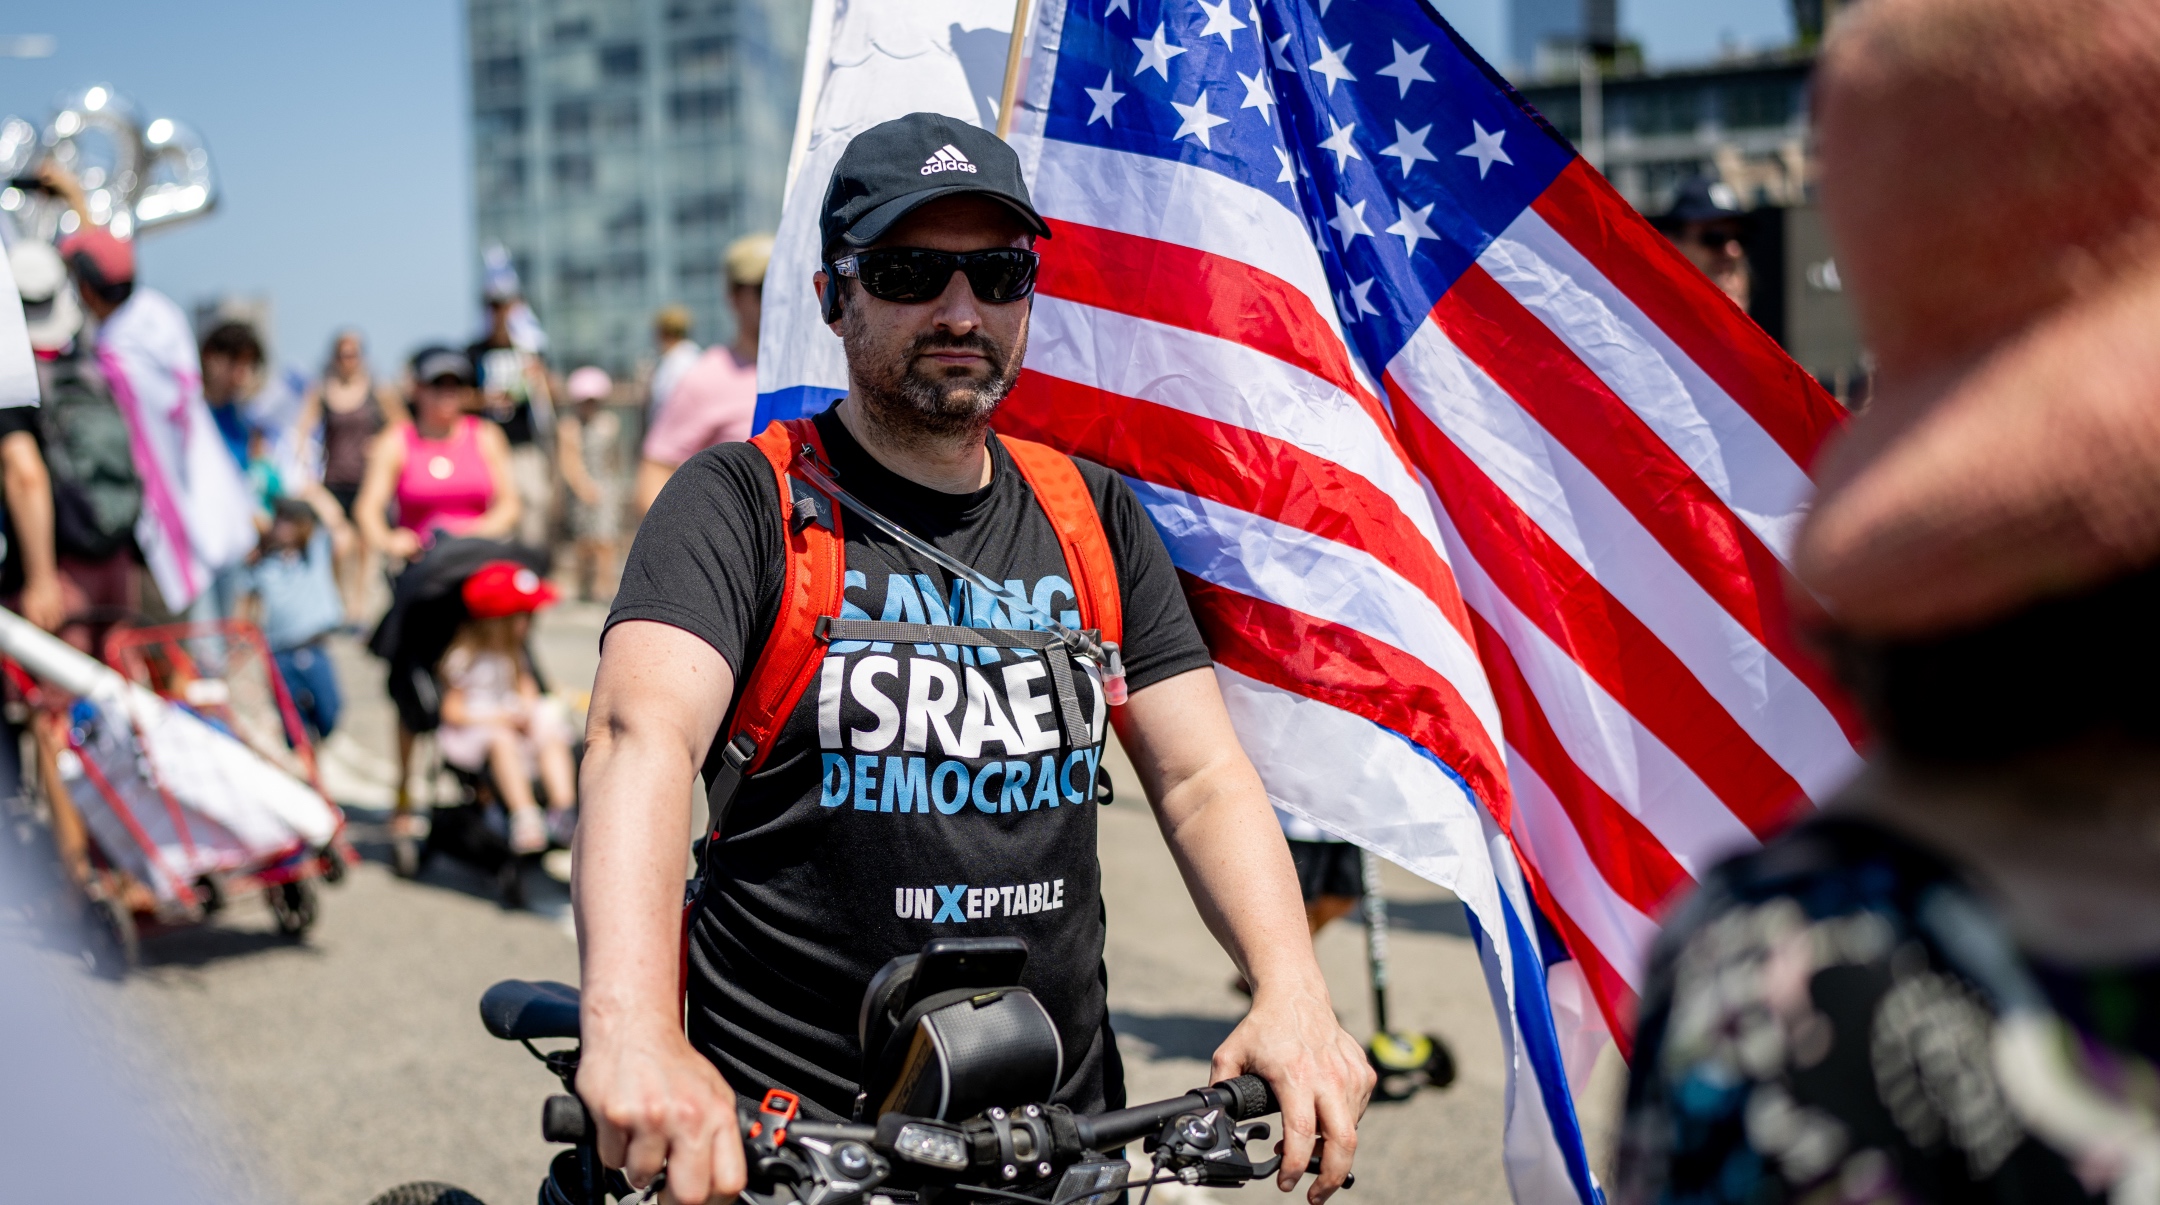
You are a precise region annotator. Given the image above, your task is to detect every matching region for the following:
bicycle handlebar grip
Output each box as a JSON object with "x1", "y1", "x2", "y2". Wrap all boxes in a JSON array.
[
  {"x1": 544, "y1": 1094, "x2": 595, "y2": 1145},
  {"x1": 1215, "y1": 1075, "x2": 1278, "y2": 1120}
]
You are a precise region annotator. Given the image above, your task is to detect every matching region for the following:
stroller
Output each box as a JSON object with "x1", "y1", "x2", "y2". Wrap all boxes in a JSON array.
[{"x1": 368, "y1": 537, "x2": 571, "y2": 908}]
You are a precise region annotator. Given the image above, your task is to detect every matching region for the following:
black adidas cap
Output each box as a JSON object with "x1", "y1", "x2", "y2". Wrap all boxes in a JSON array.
[{"x1": 819, "y1": 112, "x2": 1051, "y2": 257}]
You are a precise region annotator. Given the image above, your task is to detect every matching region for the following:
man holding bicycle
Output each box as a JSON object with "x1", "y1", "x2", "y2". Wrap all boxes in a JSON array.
[{"x1": 576, "y1": 114, "x2": 1373, "y2": 1205}]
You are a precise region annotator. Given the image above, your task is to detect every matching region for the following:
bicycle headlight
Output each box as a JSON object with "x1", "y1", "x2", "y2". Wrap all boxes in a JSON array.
[{"x1": 892, "y1": 1121, "x2": 969, "y2": 1171}]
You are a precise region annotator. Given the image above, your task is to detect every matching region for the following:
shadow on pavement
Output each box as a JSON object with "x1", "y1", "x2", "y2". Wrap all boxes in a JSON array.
[
  {"x1": 1110, "y1": 1011, "x2": 1240, "y2": 1062},
  {"x1": 1371, "y1": 898, "x2": 1471, "y2": 938},
  {"x1": 137, "y1": 921, "x2": 313, "y2": 969},
  {"x1": 340, "y1": 804, "x2": 573, "y2": 921}
]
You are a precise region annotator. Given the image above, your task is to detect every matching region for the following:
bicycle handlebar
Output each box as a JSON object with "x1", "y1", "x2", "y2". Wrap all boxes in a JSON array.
[
  {"x1": 541, "y1": 1074, "x2": 1278, "y2": 1149},
  {"x1": 1075, "y1": 1074, "x2": 1278, "y2": 1149}
]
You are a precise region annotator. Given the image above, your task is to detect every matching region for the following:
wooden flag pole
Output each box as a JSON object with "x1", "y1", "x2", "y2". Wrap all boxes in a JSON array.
[{"x1": 995, "y1": 0, "x2": 1034, "y2": 139}]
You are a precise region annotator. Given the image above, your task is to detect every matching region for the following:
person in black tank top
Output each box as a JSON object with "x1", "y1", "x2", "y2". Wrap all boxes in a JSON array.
[
  {"x1": 574, "y1": 114, "x2": 1372, "y2": 1205},
  {"x1": 300, "y1": 330, "x2": 407, "y2": 620}
]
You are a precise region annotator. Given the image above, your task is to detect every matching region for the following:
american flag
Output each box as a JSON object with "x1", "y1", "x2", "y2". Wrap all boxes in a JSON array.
[{"x1": 758, "y1": 0, "x2": 1857, "y2": 1198}]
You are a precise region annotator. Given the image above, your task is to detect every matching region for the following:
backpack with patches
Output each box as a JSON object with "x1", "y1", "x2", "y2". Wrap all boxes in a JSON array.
[{"x1": 35, "y1": 352, "x2": 143, "y2": 560}]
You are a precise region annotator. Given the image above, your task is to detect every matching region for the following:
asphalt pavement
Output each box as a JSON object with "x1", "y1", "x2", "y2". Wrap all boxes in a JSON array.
[{"x1": 20, "y1": 600, "x2": 1622, "y2": 1205}]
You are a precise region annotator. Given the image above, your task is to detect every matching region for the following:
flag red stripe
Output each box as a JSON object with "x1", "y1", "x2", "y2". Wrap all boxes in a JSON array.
[
  {"x1": 1436, "y1": 267, "x2": 1864, "y2": 744},
  {"x1": 1037, "y1": 218, "x2": 1410, "y2": 464},
  {"x1": 1188, "y1": 570, "x2": 1649, "y2": 1045},
  {"x1": 1176, "y1": 573, "x2": 1514, "y2": 825},
  {"x1": 1466, "y1": 607, "x2": 1694, "y2": 912},
  {"x1": 1001, "y1": 370, "x2": 1476, "y2": 644},
  {"x1": 1388, "y1": 387, "x2": 1811, "y2": 839},
  {"x1": 1530, "y1": 161, "x2": 1845, "y2": 473}
]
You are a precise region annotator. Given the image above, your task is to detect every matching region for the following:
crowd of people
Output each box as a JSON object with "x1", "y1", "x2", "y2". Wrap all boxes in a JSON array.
[{"x1": 0, "y1": 156, "x2": 777, "y2": 861}]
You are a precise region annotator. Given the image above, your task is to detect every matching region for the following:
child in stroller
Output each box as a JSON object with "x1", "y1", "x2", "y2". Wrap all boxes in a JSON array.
[{"x1": 438, "y1": 561, "x2": 576, "y2": 855}]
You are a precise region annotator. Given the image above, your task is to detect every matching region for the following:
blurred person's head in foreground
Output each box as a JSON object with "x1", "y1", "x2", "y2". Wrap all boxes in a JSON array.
[
  {"x1": 1613, "y1": 11, "x2": 2160, "y2": 1204},
  {"x1": 199, "y1": 321, "x2": 264, "y2": 404},
  {"x1": 1654, "y1": 177, "x2": 1750, "y2": 310},
  {"x1": 58, "y1": 227, "x2": 132, "y2": 319},
  {"x1": 10, "y1": 241, "x2": 82, "y2": 355},
  {"x1": 1799, "y1": 0, "x2": 2160, "y2": 764},
  {"x1": 724, "y1": 232, "x2": 773, "y2": 355}
]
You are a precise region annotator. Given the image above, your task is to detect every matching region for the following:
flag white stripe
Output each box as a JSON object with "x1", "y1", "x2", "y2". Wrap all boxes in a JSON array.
[
  {"x1": 1385, "y1": 319, "x2": 1859, "y2": 796},
  {"x1": 1431, "y1": 502, "x2": 1764, "y2": 875},
  {"x1": 1481, "y1": 212, "x2": 1815, "y2": 559},
  {"x1": 1504, "y1": 747, "x2": 1661, "y2": 988},
  {"x1": 1131, "y1": 478, "x2": 1504, "y2": 741},
  {"x1": 1217, "y1": 667, "x2": 1501, "y2": 918},
  {"x1": 1027, "y1": 141, "x2": 1352, "y2": 356},
  {"x1": 1029, "y1": 300, "x2": 1445, "y2": 547}
]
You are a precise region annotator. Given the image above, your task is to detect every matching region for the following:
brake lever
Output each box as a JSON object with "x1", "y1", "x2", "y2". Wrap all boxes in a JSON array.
[{"x1": 1144, "y1": 1112, "x2": 1354, "y2": 1190}]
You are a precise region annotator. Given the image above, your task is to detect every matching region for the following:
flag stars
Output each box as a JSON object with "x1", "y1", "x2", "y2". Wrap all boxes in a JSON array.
[
  {"x1": 1105, "y1": 0, "x2": 1132, "y2": 17},
  {"x1": 1273, "y1": 145, "x2": 1297, "y2": 184},
  {"x1": 1196, "y1": 0, "x2": 1246, "y2": 50},
  {"x1": 1308, "y1": 38, "x2": 1356, "y2": 96},
  {"x1": 1132, "y1": 22, "x2": 1187, "y2": 81},
  {"x1": 1378, "y1": 120, "x2": 1436, "y2": 177},
  {"x1": 1375, "y1": 40, "x2": 1434, "y2": 98},
  {"x1": 1317, "y1": 115, "x2": 1363, "y2": 172},
  {"x1": 1085, "y1": 72, "x2": 1126, "y2": 127},
  {"x1": 1170, "y1": 90, "x2": 1232, "y2": 148},
  {"x1": 1457, "y1": 120, "x2": 1514, "y2": 178},
  {"x1": 1339, "y1": 277, "x2": 1379, "y2": 322},
  {"x1": 1386, "y1": 198, "x2": 1438, "y2": 255},
  {"x1": 1269, "y1": 31, "x2": 1295, "y2": 71},
  {"x1": 1237, "y1": 68, "x2": 1276, "y2": 125},
  {"x1": 1326, "y1": 193, "x2": 1372, "y2": 247}
]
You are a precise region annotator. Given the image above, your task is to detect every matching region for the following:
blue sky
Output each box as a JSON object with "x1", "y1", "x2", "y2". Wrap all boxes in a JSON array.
[{"x1": 0, "y1": 0, "x2": 1793, "y2": 381}]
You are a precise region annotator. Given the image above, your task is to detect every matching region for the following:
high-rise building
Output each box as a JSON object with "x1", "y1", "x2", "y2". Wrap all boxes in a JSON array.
[{"x1": 466, "y1": 0, "x2": 812, "y2": 376}]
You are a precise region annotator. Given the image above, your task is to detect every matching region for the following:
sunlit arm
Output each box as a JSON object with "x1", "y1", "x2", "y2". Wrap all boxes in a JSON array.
[{"x1": 1116, "y1": 667, "x2": 1375, "y2": 1204}]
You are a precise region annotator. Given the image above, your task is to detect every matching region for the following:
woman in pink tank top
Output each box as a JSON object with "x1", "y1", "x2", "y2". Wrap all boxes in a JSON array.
[{"x1": 354, "y1": 347, "x2": 522, "y2": 561}]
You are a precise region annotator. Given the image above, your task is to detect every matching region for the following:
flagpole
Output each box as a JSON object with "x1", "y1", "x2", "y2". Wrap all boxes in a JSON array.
[
  {"x1": 995, "y1": 0, "x2": 1034, "y2": 139},
  {"x1": 783, "y1": 0, "x2": 837, "y2": 196}
]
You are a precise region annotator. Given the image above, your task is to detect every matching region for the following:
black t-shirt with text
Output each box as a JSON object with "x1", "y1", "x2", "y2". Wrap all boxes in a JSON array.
[{"x1": 606, "y1": 408, "x2": 1212, "y2": 1118}]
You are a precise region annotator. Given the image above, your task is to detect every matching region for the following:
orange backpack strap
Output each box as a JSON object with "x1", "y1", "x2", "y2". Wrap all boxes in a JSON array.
[
  {"x1": 712, "y1": 418, "x2": 846, "y2": 798},
  {"x1": 1000, "y1": 434, "x2": 1123, "y2": 650}
]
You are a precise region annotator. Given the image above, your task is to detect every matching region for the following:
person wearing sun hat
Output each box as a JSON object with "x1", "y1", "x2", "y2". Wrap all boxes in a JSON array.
[
  {"x1": 1616, "y1": 3, "x2": 2160, "y2": 1201},
  {"x1": 438, "y1": 559, "x2": 575, "y2": 854}
]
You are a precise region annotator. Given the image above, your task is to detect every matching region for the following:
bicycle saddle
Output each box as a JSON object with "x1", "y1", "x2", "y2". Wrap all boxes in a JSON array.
[{"x1": 481, "y1": 979, "x2": 582, "y2": 1041}]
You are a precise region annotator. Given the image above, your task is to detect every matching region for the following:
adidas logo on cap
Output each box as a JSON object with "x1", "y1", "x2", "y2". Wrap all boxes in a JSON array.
[{"x1": 920, "y1": 143, "x2": 979, "y2": 176}]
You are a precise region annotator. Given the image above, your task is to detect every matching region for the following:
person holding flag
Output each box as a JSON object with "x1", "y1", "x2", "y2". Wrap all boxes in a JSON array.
[{"x1": 576, "y1": 113, "x2": 1372, "y2": 1205}]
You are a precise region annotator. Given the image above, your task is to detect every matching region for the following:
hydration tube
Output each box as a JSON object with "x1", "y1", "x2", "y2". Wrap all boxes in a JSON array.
[{"x1": 790, "y1": 444, "x2": 1129, "y2": 704}]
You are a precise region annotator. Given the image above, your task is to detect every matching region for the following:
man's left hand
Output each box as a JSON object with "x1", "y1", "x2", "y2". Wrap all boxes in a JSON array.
[{"x1": 1211, "y1": 979, "x2": 1374, "y2": 1204}]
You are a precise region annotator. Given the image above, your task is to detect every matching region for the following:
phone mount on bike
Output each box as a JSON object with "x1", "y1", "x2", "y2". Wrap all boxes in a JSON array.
[{"x1": 855, "y1": 937, "x2": 1063, "y2": 1123}]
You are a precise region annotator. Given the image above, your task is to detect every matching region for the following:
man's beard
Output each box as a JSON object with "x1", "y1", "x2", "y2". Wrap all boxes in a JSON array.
[{"x1": 844, "y1": 320, "x2": 1025, "y2": 442}]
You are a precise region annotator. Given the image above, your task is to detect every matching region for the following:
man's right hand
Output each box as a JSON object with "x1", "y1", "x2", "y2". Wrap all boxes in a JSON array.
[{"x1": 577, "y1": 1025, "x2": 747, "y2": 1205}]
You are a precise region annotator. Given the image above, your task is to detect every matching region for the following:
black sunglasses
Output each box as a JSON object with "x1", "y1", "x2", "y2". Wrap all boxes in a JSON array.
[{"x1": 831, "y1": 248, "x2": 1040, "y2": 305}]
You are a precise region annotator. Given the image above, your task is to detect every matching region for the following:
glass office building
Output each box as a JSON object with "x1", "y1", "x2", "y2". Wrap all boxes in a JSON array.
[{"x1": 467, "y1": 0, "x2": 811, "y2": 376}]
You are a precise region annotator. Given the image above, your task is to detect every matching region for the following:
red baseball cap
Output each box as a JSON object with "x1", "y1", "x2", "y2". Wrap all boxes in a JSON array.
[
  {"x1": 58, "y1": 227, "x2": 135, "y2": 289},
  {"x1": 462, "y1": 560, "x2": 559, "y2": 619}
]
